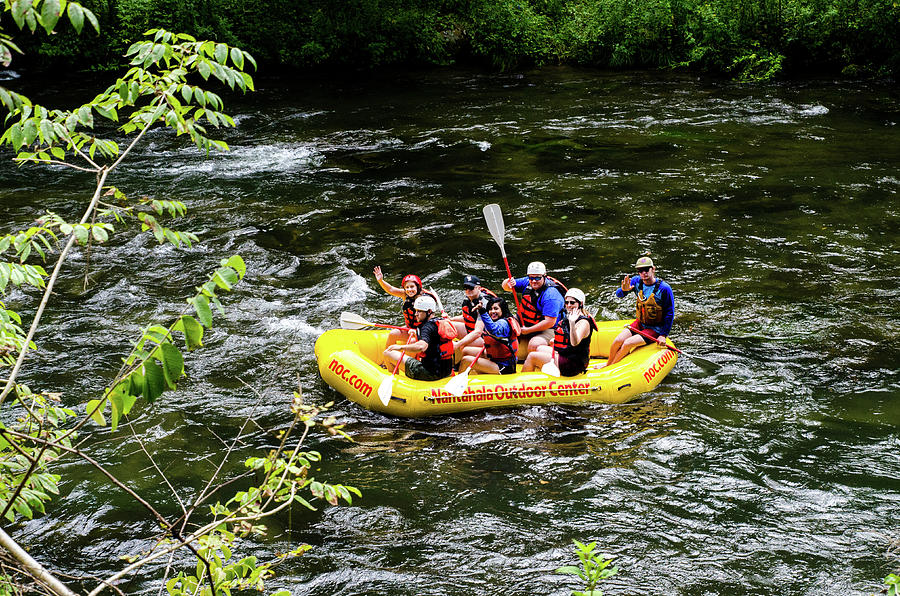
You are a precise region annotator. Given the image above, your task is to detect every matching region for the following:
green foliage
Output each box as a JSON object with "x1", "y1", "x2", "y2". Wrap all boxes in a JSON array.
[
  {"x1": 556, "y1": 539, "x2": 618, "y2": 596},
  {"x1": 0, "y1": 386, "x2": 74, "y2": 523},
  {"x1": 164, "y1": 397, "x2": 357, "y2": 596},
  {"x1": 887, "y1": 573, "x2": 900, "y2": 596},
  {"x1": 4, "y1": 0, "x2": 899, "y2": 78}
]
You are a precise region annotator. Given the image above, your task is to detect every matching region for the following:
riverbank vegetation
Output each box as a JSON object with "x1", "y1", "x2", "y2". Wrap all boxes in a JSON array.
[{"x1": 6, "y1": 0, "x2": 899, "y2": 80}]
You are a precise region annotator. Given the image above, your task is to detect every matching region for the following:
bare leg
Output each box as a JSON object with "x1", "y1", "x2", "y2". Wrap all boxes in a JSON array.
[
  {"x1": 522, "y1": 346, "x2": 553, "y2": 372},
  {"x1": 605, "y1": 332, "x2": 647, "y2": 367},
  {"x1": 471, "y1": 356, "x2": 501, "y2": 374}
]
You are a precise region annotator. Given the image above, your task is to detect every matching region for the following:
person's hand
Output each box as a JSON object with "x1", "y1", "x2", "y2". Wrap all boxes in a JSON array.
[
  {"x1": 621, "y1": 275, "x2": 633, "y2": 292},
  {"x1": 657, "y1": 335, "x2": 667, "y2": 347},
  {"x1": 567, "y1": 310, "x2": 580, "y2": 324},
  {"x1": 504, "y1": 277, "x2": 516, "y2": 291},
  {"x1": 373, "y1": 266, "x2": 384, "y2": 282}
]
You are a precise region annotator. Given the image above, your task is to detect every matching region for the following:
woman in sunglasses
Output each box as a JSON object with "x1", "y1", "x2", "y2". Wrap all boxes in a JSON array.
[
  {"x1": 522, "y1": 288, "x2": 596, "y2": 376},
  {"x1": 458, "y1": 297, "x2": 521, "y2": 375},
  {"x1": 602, "y1": 256, "x2": 674, "y2": 368}
]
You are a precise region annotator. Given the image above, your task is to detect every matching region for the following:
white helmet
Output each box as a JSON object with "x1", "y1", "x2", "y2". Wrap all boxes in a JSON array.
[
  {"x1": 565, "y1": 288, "x2": 586, "y2": 307},
  {"x1": 413, "y1": 295, "x2": 436, "y2": 312},
  {"x1": 526, "y1": 261, "x2": 546, "y2": 275}
]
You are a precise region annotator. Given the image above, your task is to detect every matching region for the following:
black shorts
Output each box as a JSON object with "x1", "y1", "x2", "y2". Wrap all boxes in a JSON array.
[
  {"x1": 405, "y1": 357, "x2": 448, "y2": 381},
  {"x1": 557, "y1": 353, "x2": 587, "y2": 377}
]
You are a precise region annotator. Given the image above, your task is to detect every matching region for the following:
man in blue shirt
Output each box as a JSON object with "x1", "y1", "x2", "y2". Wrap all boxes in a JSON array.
[
  {"x1": 603, "y1": 256, "x2": 675, "y2": 368},
  {"x1": 501, "y1": 261, "x2": 565, "y2": 360}
]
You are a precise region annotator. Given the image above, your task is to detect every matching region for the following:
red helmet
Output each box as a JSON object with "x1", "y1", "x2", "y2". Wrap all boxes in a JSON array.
[{"x1": 401, "y1": 274, "x2": 422, "y2": 289}]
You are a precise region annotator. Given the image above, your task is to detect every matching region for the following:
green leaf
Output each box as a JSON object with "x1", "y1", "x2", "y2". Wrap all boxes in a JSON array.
[
  {"x1": 198, "y1": 60, "x2": 211, "y2": 80},
  {"x1": 178, "y1": 315, "x2": 204, "y2": 350},
  {"x1": 86, "y1": 398, "x2": 107, "y2": 426},
  {"x1": 77, "y1": 105, "x2": 93, "y2": 128},
  {"x1": 142, "y1": 359, "x2": 165, "y2": 403},
  {"x1": 229, "y1": 46, "x2": 244, "y2": 70},
  {"x1": 223, "y1": 255, "x2": 245, "y2": 279},
  {"x1": 192, "y1": 295, "x2": 213, "y2": 327},
  {"x1": 41, "y1": 0, "x2": 61, "y2": 34},
  {"x1": 214, "y1": 43, "x2": 228, "y2": 64},
  {"x1": 22, "y1": 119, "x2": 37, "y2": 145},
  {"x1": 50, "y1": 146, "x2": 65, "y2": 160},
  {"x1": 66, "y1": 2, "x2": 84, "y2": 33},
  {"x1": 159, "y1": 342, "x2": 184, "y2": 389},
  {"x1": 73, "y1": 225, "x2": 88, "y2": 245},
  {"x1": 83, "y1": 5, "x2": 99, "y2": 32},
  {"x1": 128, "y1": 369, "x2": 144, "y2": 396},
  {"x1": 91, "y1": 226, "x2": 108, "y2": 243}
]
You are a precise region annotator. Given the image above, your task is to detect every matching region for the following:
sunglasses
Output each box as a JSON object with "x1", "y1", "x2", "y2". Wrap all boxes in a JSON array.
[
  {"x1": 564, "y1": 299, "x2": 579, "y2": 305},
  {"x1": 637, "y1": 267, "x2": 651, "y2": 273},
  {"x1": 528, "y1": 275, "x2": 544, "y2": 281}
]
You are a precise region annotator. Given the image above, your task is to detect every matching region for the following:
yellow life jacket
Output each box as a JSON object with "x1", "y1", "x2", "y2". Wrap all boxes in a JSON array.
[{"x1": 635, "y1": 281, "x2": 664, "y2": 326}]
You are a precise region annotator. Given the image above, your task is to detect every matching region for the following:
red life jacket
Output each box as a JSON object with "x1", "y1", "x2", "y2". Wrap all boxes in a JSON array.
[
  {"x1": 520, "y1": 278, "x2": 563, "y2": 328},
  {"x1": 401, "y1": 289, "x2": 437, "y2": 328},
  {"x1": 460, "y1": 288, "x2": 498, "y2": 333},
  {"x1": 483, "y1": 316, "x2": 520, "y2": 361},
  {"x1": 553, "y1": 313, "x2": 598, "y2": 366},
  {"x1": 414, "y1": 318, "x2": 455, "y2": 363}
]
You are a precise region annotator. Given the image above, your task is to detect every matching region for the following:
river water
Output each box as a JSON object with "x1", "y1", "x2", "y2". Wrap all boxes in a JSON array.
[{"x1": 1, "y1": 67, "x2": 898, "y2": 595}]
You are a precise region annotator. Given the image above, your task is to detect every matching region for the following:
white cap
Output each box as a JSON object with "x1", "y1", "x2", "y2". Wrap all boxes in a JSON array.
[
  {"x1": 565, "y1": 288, "x2": 586, "y2": 306},
  {"x1": 413, "y1": 295, "x2": 436, "y2": 312},
  {"x1": 526, "y1": 261, "x2": 546, "y2": 275}
]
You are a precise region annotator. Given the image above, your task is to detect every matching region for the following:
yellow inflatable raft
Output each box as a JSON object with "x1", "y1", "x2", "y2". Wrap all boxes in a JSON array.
[{"x1": 315, "y1": 319, "x2": 677, "y2": 417}]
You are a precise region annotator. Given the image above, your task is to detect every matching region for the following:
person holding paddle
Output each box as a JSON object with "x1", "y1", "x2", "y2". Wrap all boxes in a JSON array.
[
  {"x1": 373, "y1": 266, "x2": 436, "y2": 350},
  {"x1": 501, "y1": 261, "x2": 565, "y2": 360},
  {"x1": 522, "y1": 288, "x2": 596, "y2": 376},
  {"x1": 382, "y1": 295, "x2": 453, "y2": 381},
  {"x1": 458, "y1": 296, "x2": 520, "y2": 375},
  {"x1": 602, "y1": 256, "x2": 675, "y2": 368}
]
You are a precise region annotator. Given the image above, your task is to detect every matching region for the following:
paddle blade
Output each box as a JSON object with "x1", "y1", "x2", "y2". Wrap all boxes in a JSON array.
[
  {"x1": 340, "y1": 311, "x2": 371, "y2": 330},
  {"x1": 444, "y1": 371, "x2": 470, "y2": 397},
  {"x1": 541, "y1": 361, "x2": 561, "y2": 377},
  {"x1": 377, "y1": 375, "x2": 393, "y2": 406},
  {"x1": 482, "y1": 204, "x2": 506, "y2": 254},
  {"x1": 683, "y1": 352, "x2": 721, "y2": 374}
]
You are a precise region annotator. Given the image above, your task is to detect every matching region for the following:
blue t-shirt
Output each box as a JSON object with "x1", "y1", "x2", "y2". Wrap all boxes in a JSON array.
[
  {"x1": 513, "y1": 277, "x2": 565, "y2": 320},
  {"x1": 615, "y1": 277, "x2": 675, "y2": 337}
]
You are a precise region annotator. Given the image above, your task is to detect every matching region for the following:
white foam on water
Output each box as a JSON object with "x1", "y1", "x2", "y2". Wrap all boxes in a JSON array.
[{"x1": 146, "y1": 143, "x2": 324, "y2": 178}]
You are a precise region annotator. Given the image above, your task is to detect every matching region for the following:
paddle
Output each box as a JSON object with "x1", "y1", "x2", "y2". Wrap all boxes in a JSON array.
[
  {"x1": 444, "y1": 345, "x2": 486, "y2": 397},
  {"x1": 378, "y1": 336, "x2": 415, "y2": 406},
  {"x1": 629, "y1": 326, "x2": 721, "y2": 373},
  {"x1": 482, "y1": 204, "x2": 522, "y2": 315},
  {"x1": 340, "y1": 311, "x2": 408, "y2": 331},
  {"x1": 540, "y1": 359, "x2": 561, "y2": 377}
]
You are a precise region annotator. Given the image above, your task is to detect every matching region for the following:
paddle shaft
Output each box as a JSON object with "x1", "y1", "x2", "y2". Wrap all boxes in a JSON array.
[{"x1": 629, "y1": 325, "x2": 683, "y2": 354}]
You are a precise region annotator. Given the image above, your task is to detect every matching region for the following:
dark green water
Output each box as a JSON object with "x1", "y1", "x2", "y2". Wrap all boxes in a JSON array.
[{"x1": 1, "y1": 67, "x2": 899, "y2": 595}]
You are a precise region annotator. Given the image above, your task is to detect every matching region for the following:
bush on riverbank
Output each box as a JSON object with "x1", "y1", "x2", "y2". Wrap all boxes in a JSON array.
[{"x1": 7, "y1": 0, "x2": 900, "y2": 79}]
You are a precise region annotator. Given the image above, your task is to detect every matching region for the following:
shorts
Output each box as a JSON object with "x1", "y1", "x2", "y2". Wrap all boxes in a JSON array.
[
  {"x1": 521, "y1": 328, "x2": 556, "y2": 344},
  {"x1": 495, "y1": 358, "x2": 517, "y2": 375},
  {"x1": 557, "y1": 353, "x2": 587, "y2": 377},
  {"x1": 628, "y1": 320, "x2": 658, "y2": 341},
  {"x1": 405, "y1": 357, "x2": 448, "y2": 381}
]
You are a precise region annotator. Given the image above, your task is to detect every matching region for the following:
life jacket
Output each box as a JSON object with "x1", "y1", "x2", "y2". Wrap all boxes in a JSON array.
[
  {"x1": 460, "y1": 288, "x2": 498, "y2": 333},
  {"x1": 483, "y1": 316, "x2": 520, "y2": 361},
  {"x1": 520, "y1": 277, "x2": 564, "y2": 328},
  {"x1": 414, "y1": 318, "x2": 455, "y2": 364},
  {"x1": 634, "y1": 280, "x2": 664, "y2": 326},
  {"x1": 401, "y1": 289, "x2": 437, "y2": 328},
  {"x1": 553, "y1": 313, "x2": 598, "y2": 367}
]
